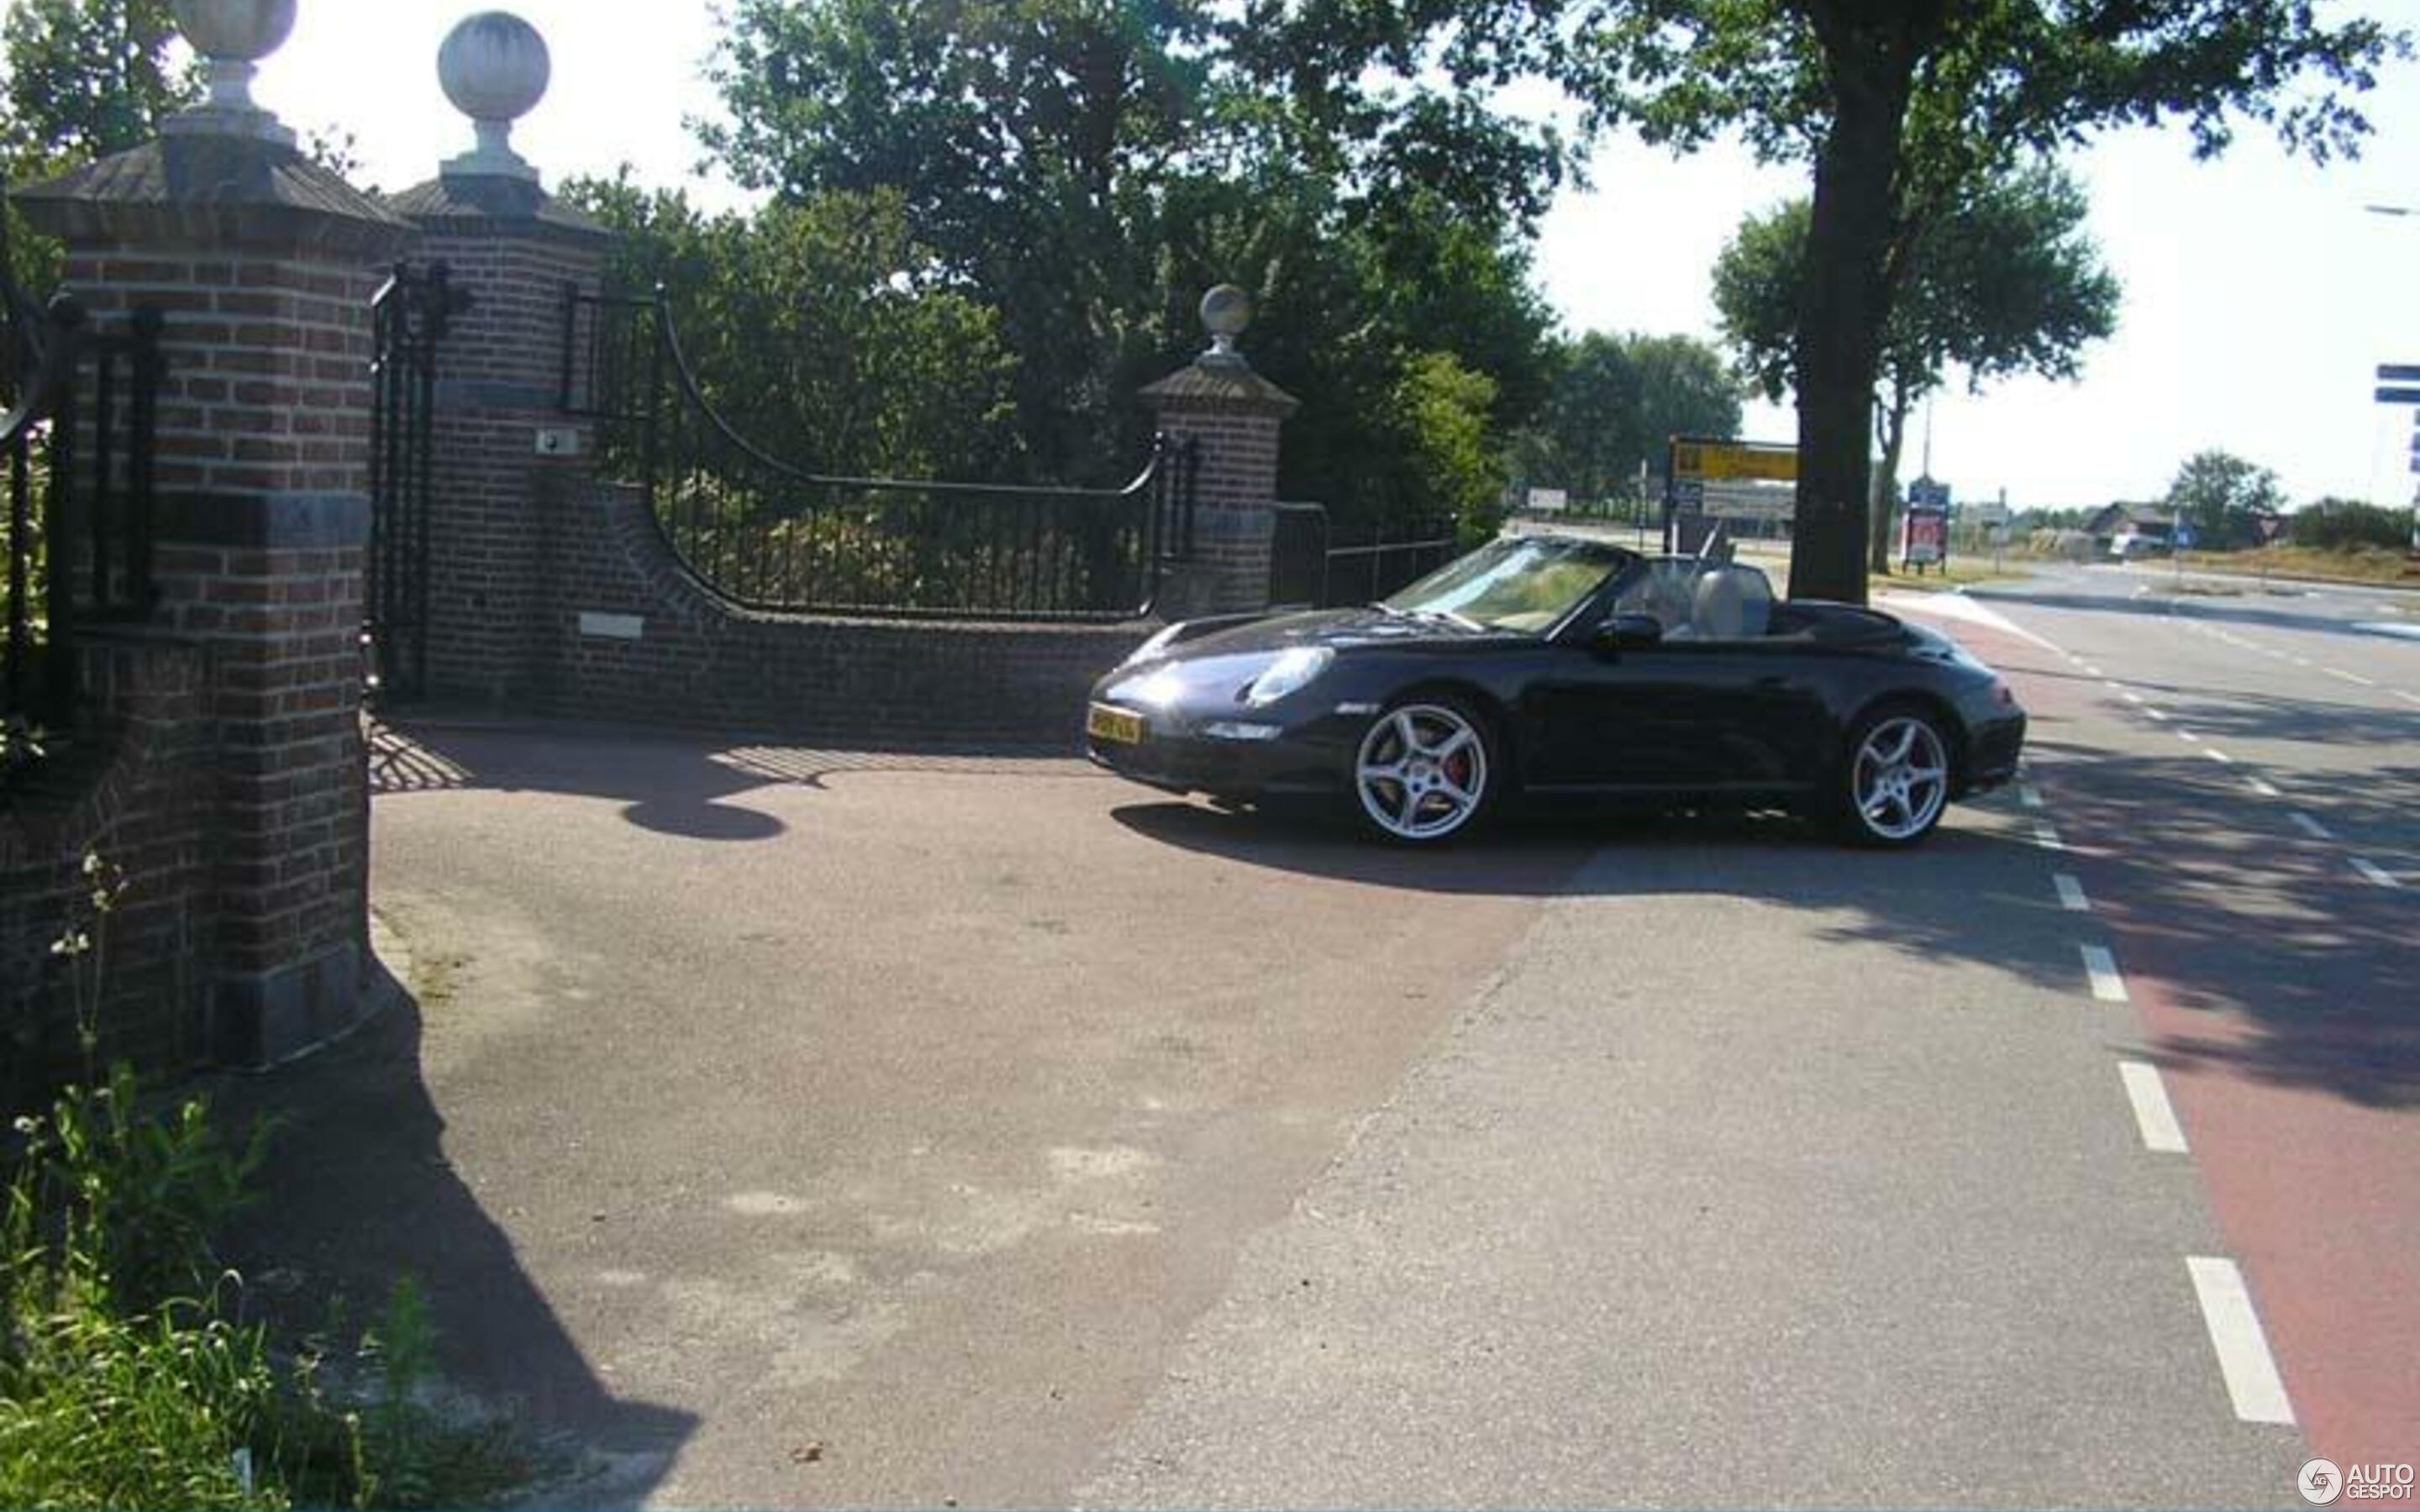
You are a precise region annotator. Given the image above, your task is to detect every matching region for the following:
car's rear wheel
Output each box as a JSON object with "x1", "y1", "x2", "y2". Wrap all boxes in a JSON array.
[
  {"x1": 1353, "y1": 698, "x2": 1497, "y2": 844},
  {"x1": 1833, "y1": 704, "x2": 1953, "y2": 847}
]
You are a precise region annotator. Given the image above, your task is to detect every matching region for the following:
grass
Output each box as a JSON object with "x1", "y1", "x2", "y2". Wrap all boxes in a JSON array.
[{"x1": 2172, "y1": 544, "x2": 2420, "y2": 588}]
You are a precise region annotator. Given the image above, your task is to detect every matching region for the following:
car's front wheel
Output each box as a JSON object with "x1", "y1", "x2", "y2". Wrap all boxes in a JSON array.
[
  {"x1": 1833, "y1": 703, "x2": 1953, "y2": 848},
  {"x1": 1353, "y1": 698, "x2": 1497, "y2": 844}
]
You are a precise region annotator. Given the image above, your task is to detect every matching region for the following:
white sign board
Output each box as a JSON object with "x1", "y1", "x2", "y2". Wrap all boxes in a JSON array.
[
  {"x1": 1701, "y1": 480, "x2": 1797, "y2": 522},
  {"x1": 1527, "y1": 487, "x2": 1569, "y2": 513}
]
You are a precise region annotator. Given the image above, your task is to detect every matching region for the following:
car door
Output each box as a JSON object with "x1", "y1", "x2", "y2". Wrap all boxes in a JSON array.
[{"x1": 1521, "y1": 561, "x2": 1750, "y2": 792}]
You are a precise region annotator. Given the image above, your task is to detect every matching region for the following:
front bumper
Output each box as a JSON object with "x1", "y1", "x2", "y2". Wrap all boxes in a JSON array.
[{"x1": 1083, "y1": 697, "x2": 1357, "y2": 802}]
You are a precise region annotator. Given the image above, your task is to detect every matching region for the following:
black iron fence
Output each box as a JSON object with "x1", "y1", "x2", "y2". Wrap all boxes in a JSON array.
[
  {"x1": 3, "y1": 263, "x2": 163, "y2": 746},
  {"x1": 365, "y1": 262, "x2": 468, "y2": 703},
  {"x1": 561, "y1": 288, "x2": 1195, "y2": 622},
  {"x1": 1268, "y1": 502, "x2": 1458, "y2": 609}
]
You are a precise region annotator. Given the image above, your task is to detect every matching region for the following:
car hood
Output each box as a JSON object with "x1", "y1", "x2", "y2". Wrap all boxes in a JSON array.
[{"x1": 1159, "y1": 606, "x2": 1515, "y2": 660}]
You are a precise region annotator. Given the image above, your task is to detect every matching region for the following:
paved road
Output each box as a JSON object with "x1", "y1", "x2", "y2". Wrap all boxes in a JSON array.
[{"x1": 234, "y1": 563, "x2": 2412, "y2": 1507}]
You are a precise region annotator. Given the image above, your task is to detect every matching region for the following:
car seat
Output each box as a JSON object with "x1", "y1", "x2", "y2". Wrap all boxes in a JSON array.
[{"x1": 1691, "y1": 567, "x2": 1772, "y2": 639}]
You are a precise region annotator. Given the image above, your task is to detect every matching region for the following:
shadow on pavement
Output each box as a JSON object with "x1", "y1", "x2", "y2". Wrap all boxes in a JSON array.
[
  {"x1": 214, "y1": 963, "x2": 696, "y2": 1506},
  {"x1": 2024, "y1": 737, "x2": 2420, "y2": 1110},
  {"x1": 370, "y1": 717, "x2": 1091, "y2": 843}
]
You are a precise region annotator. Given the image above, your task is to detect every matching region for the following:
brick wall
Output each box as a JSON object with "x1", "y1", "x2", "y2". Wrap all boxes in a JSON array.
[
  {"x1": 2, "y1": 633, "x2": 217, "y2": 1113},
  {"x1": 409, "y1": 225, "x2": 601, "y2": 702},
  {"x1": 532, "y1": 479, "x2": 1151, "y2": 747}
]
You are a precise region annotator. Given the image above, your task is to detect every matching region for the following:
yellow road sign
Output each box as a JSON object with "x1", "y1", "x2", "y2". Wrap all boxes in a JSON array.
[{"x1": 1670, "y1": 439, "x2": 1798, "y2": 484}]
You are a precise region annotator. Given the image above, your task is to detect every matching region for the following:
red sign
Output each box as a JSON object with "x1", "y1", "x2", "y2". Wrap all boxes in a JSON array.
[{"x1": 1902, "y1": 509, "x2": 1948, "y2": 567}]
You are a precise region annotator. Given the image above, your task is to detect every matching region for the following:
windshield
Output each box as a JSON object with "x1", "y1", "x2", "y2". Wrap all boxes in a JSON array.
[{"x1": 1382, "y1": 536, "x2": 1636, "y2": 633}]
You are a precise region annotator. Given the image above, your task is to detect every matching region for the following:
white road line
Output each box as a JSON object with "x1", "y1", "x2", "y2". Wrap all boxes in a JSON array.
[
  {"x1": 2291, "y1": 812, "x2": 2336, "y2": 842},
  {"x1": 2397, "y1": 691, "x2": 2420, "y2": 707},
  {"x1": 2145, "y1": 708, "x2": 2169, "y2": 722},
  {"x1": 2245, "y1": 777, "x2": 2281, "y2": 798},
  {"x1": 2353, "y1": 857, "x2": 2402, "y2": 889},
  {"x1": 2019, "y1": 785, "x2": 2044, "y2": 810},
  {"x1": 2186, "y1": 1257, "x2": 2297, "y2": 1425},
  {"x1": 2202, "y1": 748, "x2": 2234, "y2": 764},
  {"x1": 2034, "y1": 822, "x2": 2065, "y2": 853},
  {"x1": 2328, "y1": 668, "x2": 2377, "y2": 688},
  {"x1": 2084, "y1": 664, "x2": 2105, "y2": 677},
  {"x1": 2121, "y1": 690, "x2": 2144, "y2": 704},
  {"x1": 2054, "y1": 873, "x2": 2091, "y2": 912},
  {"x1": 2081, "y1": 944, "x2": 2129, "y2": 1003},
  {"x1": 2102, "y1": 679, "x2": 2122, "y2": 690},
  {"x1": 2119, "y1": 1062, "x2": 2190, "y2": 1153},
  {"x1": 2176, "y1": 729, "x2": 2201, "y2": 743}
]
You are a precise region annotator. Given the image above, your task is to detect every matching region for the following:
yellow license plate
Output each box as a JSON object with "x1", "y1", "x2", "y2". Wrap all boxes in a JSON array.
[{"x1": 1087, "y1": 703, "x2": 1145, "y2": 745}]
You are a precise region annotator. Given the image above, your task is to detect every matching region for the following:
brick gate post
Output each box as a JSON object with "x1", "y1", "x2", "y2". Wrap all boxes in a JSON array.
[
  {"x1": 1139, "y1": 286, "x2": 1299, "y2": 617},
  {"x1": 388, "y1": 13, "x2": 608, "y2": 704},
  {"x1": 17, "y1": 11, "x2": 412, "y2": 1064}
]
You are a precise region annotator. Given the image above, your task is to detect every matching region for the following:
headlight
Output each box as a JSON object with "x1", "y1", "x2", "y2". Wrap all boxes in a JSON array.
[
  {"x1": 1120, "y1": 622, "x2": 1186, "y2": 668},
  {"x1": 1244, "y1": 647, "x2": 1333, "y2": 707}
]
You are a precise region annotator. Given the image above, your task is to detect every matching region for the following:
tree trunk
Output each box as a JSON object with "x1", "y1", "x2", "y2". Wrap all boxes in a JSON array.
[
  {"x1": 1868, "y1": 386, "x2": 1910, "y2": 575},
  {"x1": 1787, "y1": 26, "x2": 1918, "y2": 606}
]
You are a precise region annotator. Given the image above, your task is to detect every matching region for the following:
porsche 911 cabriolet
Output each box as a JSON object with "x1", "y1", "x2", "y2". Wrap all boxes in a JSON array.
[{"x1": 1084, "y1": 533, "x2": 2026, "y2": 847}]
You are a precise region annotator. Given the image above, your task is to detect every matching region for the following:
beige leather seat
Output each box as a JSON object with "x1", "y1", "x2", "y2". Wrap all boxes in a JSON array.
[{"x1": 1691, "y1": 568, "x2": 1771, "y2": 640}]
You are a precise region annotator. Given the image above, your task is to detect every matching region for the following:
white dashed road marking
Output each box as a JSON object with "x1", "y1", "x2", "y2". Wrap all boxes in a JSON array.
[
  {"x1": 2328, "y1": 668, "x2": 2377, "y2": 688},
  {"x1": 2034, "y1": 822, "x2": 2065, "y2": 853},
  {"x1": 2245, "y1": 778, "x2": 2281, "y2": 798},
  {"x1": 2187, "y1": 1257, "x2": 2297, "y2": 1425},
  {"x1": 2291, "y1": 812, "x2": 2336, "y2": 842},
  {"x1": 2145, "y1": 708, "x2": 2169, "y2": 722},
  {"x1": 2119, "y1": 1062, "x2": 2190, "y2": 1153},
  {"x1": 2121, "y1": 690, "x2": 2144, "y2": 704},
  {"x1": 2054, "y1": 874, "x2": 2091, "y2": 912},
  {"x1": 2202, "y1": 748, "x2": 2233, "y2": 764},
  {"x1": 2019, "y1": 785, "x2": 2044, "y2": 810},
  {"x1": 2176, "y1": 730, "x2": 2201, "y2": 743},
  {"x1": 2353, "y1": 858, "x2": 2402, "y2": 889},
  {"x1": 2081, "y1": 944, "x2": 2128, "y2": 1003}
]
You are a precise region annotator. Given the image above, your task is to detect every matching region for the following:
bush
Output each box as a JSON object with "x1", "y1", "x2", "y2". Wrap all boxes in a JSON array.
[{"x1": 2291, "y1": 499, "x2": 2413, "y2": 553}]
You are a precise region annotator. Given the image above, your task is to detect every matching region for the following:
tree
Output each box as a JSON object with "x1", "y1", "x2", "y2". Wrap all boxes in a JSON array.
[
  {"x1": 2165, "y1": 450, "x2": 2283, "y2": 550},
  {"x1": 1712, "y1": 160, "x2": 2118, "y2": 574},
  {"x1": 698, "y1": 0, "x2": 1565, "y2": 517},
  {"x1": 1518, "y1": 331, "x2": 1740, "y2": 510},
  {"x1": 1, "y1": 0, "x2": 192, "y2": 177},
  {"x1": 1557, "y1": 0, "x2": 2401, "y2": 602},
  {"x1": 560, "y1": 174, "x2": 1023, "y2": 481}
]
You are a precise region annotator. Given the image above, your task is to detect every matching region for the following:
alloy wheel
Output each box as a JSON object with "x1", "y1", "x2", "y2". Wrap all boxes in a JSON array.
[
  {"x1": 1850, "y1": 715, "x2": 1949, "y2": 843},
  {"x1": 1356, "y1": 703, "x2": 1490, "y2": 842}
]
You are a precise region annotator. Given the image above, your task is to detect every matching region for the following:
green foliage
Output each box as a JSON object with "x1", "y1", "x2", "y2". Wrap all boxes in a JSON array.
[
  {"x1": 1517, "y1": 331, "x2": 1741, "y2": 509},
  {"x1": 696, "y1": 0, "x2": 1565, "y2": 523},
  {"x1": 2291, "y1": 498, "x2": 2412, "y2": 553},
  {"x1": 1392, "y1": 352, "x2": 1504, "y2": 541},
  {"x1": 1556, "y1": 0, "x2": 2402, "y2": 600},
  {"x1": 2166, "y1": 449, "x2": 2284, "y2": 549},
  {"x1": 0, "y1": 0, "x2": 194, "y2": 178}
]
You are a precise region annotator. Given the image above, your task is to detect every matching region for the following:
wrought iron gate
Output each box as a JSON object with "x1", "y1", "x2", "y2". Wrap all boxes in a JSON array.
[{"x1": 365, "y1": 262, "x2": 466, "y2": 703}]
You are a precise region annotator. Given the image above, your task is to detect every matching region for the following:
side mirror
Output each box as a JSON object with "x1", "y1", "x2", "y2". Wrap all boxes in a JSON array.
[{"x1": 1596, "y1": 613, "x2": 1665, "y2": 651}]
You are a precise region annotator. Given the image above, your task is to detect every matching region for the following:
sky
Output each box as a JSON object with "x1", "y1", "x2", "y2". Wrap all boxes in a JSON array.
[{"x1": 251, "y1": 0, "x2": 2420, "y2": 515}]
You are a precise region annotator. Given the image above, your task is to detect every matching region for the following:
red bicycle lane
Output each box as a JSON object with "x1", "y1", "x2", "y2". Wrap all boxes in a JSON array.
[{"x1": 1916, "y1": 601, "x2": 2420, "y2": 1468}]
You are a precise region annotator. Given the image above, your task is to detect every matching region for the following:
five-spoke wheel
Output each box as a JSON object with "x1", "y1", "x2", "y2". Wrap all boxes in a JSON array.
[
  {"x1": 1838, "y1": 706, "x2": 1952, "y2": 847},
  {"x1": 1355, "y1": 701, "x2": 1495, "y2": 843}
]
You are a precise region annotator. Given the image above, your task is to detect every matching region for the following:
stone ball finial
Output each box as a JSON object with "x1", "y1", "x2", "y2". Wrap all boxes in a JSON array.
[
  {"x1": 439, "y1": 11, "x2": 551, "y2": 183},
  {"x1": 1200, "y1": 284, "x2": 1253, "y2": 365},
  {"x1": 165, "y1": 0, "x2": 298, "y2": 145}
]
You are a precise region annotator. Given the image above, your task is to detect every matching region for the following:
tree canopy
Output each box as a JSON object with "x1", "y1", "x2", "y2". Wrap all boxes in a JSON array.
[
  {"x1": 1550, "y1": 0, "x2": 2402, "y2": 601},
  {"x1": 2166, "y1": 449, "x2": 2284, "y2": 549},
  {"x1": 0, "y1": 0, "x2": 191, "y2": 178},
  {"x1": 696, "y1": 0, "x2": 1566, "y2": 530},
  {"x1": 1712, "y1": 159, "x2": 2118, "y2": 570},
  {"x1": 1518, "y1": 331, "x2": 1741, "y2": 511}
]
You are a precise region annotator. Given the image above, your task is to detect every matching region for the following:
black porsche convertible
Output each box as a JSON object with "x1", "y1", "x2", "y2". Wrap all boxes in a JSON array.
[{"x1": 1084, "y1": 533, "x2": 2026, "y2": 846}]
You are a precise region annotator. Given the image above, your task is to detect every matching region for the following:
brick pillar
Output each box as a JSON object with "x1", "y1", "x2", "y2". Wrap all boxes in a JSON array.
[
  {"x1": 18, "y1": 128, "x2": 412, "y2": 1065},
  {"x1": 386, "y1": 174, "x2": 608, "y2": 703},
  {"x1": 1139, "y1": 287, "x2": 1299, "y2": 617}
]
